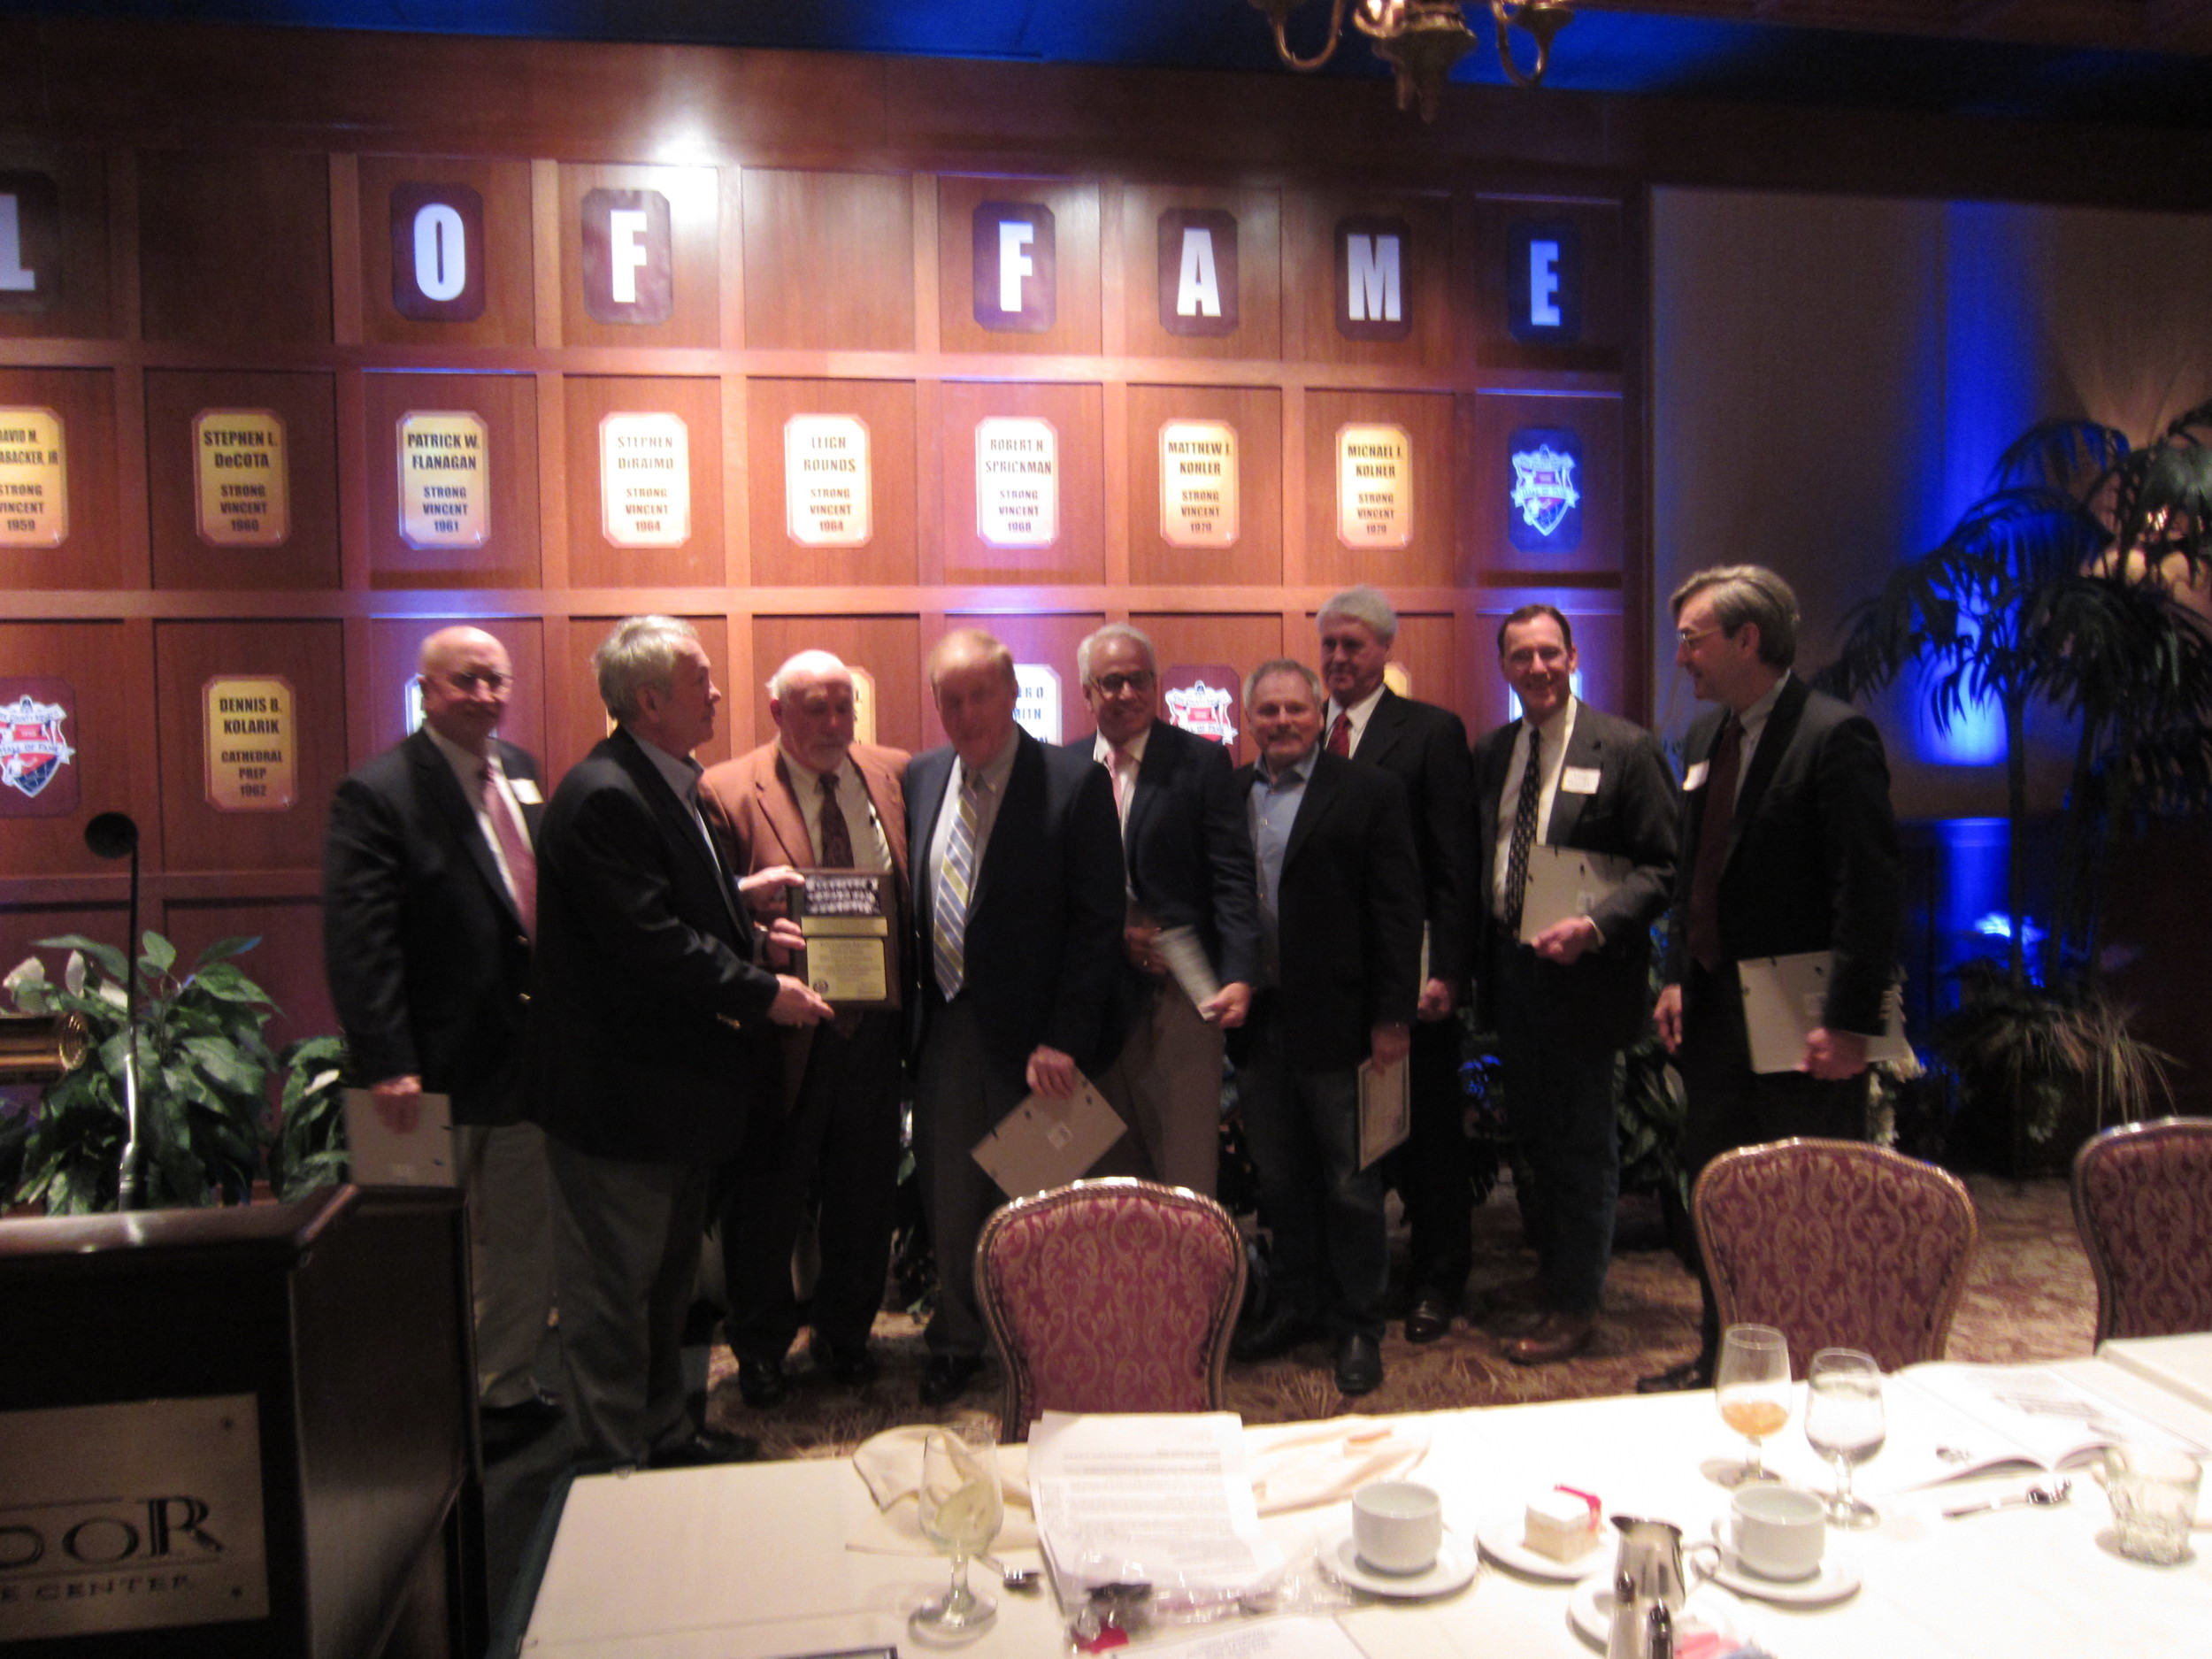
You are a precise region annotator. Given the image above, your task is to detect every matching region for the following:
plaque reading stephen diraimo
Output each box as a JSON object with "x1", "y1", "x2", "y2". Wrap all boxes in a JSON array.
[
  {"x1": 790, "y1": 869, "x2": 895, "y2": 1010},
  {"x1": 0, "y1": 1394, "x2": 269, "y2": 1640}
]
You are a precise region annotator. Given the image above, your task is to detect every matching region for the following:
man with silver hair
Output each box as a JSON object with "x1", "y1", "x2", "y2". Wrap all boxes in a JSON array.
[
  {"x1": 1315, "y1": 585, "x2": 1478, "y2": 1346},
  {"x1": 1640, "y1": 565, "x2": 1902, "y2": 1393},
  {"x1": 1068, "y1": 622, "x2": 1259, "y2": 1198},
  {"x1": 529, "y1": 616, "x2": 832, "y2": 1465},
  {"x1": 700, "y1": 649, "x2": 910, "y2": 1408}
]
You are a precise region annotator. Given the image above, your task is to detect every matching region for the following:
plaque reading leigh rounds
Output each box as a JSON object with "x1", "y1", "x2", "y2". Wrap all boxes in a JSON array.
[
  {"x1": 204, "y1": 676, "x2": 297, "y2": 811},
  {"x1": 193, "y1": 409, "x2": 288, "y2": 548},
  {"x1": 0, "y1": 1394, "x2": 269, "y2": 1640},
  {"x1": 784, "y1": 413, "x2": 872, "y2": 548},
  {"x1": 791, "y1": 869, "x2": 894, "y2": 1010}
]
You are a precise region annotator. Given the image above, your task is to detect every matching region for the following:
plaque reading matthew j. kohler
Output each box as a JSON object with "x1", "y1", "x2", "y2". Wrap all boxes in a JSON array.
[
  {"x1": 790, "y1": 868, "x2": 895, "y2": 1010},
  {"x1": 0, "y1": 1394, "x2": 269, "y2": 1640}
]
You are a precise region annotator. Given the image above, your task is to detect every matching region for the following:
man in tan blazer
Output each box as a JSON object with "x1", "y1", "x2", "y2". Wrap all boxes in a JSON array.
[{"x1": 701, "y1": 649, "x2": 910, "y2": 1409}]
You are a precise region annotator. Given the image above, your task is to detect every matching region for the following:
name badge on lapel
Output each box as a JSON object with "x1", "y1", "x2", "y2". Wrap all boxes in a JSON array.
[
  {"x1": 511, "y1": 778, "x2": 543, "y2": 804},
  {"x1": 1683, "y1": 760, "x2": 1710, "y2": 792},
  {"x1": 1560, "y1": 765, "x2": 1601, "y2": 795}
]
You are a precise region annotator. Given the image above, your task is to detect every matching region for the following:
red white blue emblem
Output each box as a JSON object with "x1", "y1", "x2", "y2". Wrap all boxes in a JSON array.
[
  {"x1": 1510, "y1": 445, "x2": 1580, "y2": 538},
  {"x1": 0, "y1": 693, "x2": 73, "y2": 799},
  {"x1": 1164, "y1": 674, "x2": 1239, "y2": 747}
]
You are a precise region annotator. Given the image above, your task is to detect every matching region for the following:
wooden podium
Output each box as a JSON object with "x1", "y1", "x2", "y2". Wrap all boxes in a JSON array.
[{"x1": 0, "y1": 1187, "x2": 486, "y2": 1658}]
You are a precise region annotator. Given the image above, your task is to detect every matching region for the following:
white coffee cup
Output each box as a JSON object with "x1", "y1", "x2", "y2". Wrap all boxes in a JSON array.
[
  {"x1": 1728, "y1": 1484, "x2": 1825, "y2": 1580},
  {"x1": 1353, "y1": 1480, "x2": 1443, "y2": 1575}
]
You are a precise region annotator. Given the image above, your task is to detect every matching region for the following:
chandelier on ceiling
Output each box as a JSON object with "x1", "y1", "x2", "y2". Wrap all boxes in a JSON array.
[{"x1": 1246, "y1": 0, "x2": 1572, "y2": 120}]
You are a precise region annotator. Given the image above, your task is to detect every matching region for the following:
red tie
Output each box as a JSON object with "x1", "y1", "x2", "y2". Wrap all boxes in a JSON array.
[
  {"x1": 1327, "y1": 712, "x2": 1354, "y2": 757},
  {"x1": 483, "y1": 762, "x2": 536, "y2": 936}
]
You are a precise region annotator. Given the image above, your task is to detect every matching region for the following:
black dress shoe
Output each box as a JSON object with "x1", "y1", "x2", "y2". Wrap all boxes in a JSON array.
[
  {"x1": 1333, "y1": 1333, "x2": 1384, "y2": 1396},
  {"x1": 480, "y1": 1387, "x2": 564, "y2": 1432},
  {"x1": 918, "y1": 1354, "x2": 984, "y2": 1407},
  {"x1": 1231, "y1": 1307, "x2": 1319, "y2": 1363},
  {"x1": 1403, "y1": 1295, "x2": 1455, "y2": 1344},
  {"x1": 647, "y1": 1429, "x2": 760, "y2": 1468},
  {"x1": 1635, "y1": 1354, "x2": 1714, "y2": 1394},
  {"x1": 736, "y1": 1358, "x2": 789, "y2": 1409},
  {"x1": 810, "y1": 1338, "x2": 879, "y2": 1390}
]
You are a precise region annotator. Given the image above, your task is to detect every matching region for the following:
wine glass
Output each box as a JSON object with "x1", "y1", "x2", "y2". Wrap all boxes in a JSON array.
[
  {"x1": 1714, "y1": 1324, "x2": 1792, "y2": 1487},
  {"x1": 911, "y1": 1426, "x2": 1004, "y2": 1640},
  {"x1": 1804, "y1": 1348, "x2": 1886, "y2": 1529}
]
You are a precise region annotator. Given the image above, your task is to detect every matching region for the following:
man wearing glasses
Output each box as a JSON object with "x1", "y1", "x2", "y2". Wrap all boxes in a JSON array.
[
  {"x1": 1071, "y1": 623, "x2": 1259, "y2": 1199},
  {"x1": 323, "y1": 625, "x2": 561, "y2": 1446}
]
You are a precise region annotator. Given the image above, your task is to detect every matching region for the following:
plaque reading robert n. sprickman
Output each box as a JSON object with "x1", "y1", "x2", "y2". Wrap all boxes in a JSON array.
[
  {"x1": 790, "y1": 869, "x2": 895, "y2": 1010},
  {"x1": 0, "y1": 1394, "x2": 269, "y2": 1640}
]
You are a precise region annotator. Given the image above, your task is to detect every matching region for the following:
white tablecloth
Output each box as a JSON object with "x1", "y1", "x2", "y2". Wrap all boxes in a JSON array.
[{"x1": 518, "y1": 1356, "x2": 2212, "y2": 1658}]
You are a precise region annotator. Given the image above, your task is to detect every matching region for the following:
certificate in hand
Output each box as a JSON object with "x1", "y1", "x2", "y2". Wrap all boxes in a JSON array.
[
  {"x1": 342, "y1": 1087, "x2": 455, "y2": 1187},
  {"x1": 790, "y1": 869, "x2": 895, "y2": 1010},
  {"x1": 970, "y1": 1075, "x2": 1127, "y2": 1199},
  {"x1": 1517, "y1": 844, "x2": 1632, "y2": 943},
  {"x1": 1736, "y1": 950, "x2": 1909, "y2": 1074},
  {"x1": 1356, "y1": 1054, "x2": 1409, "y2": 1171}
]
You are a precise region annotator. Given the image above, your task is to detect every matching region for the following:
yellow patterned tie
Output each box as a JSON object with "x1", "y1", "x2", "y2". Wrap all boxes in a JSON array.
[{"x1": 932, "y1": 773, "x2": 981, "y2": 998}]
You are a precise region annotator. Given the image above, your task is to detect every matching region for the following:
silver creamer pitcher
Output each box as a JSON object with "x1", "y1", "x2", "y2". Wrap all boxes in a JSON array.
[{"x1": 1606, "y1": 1515, "x2": 1696, "y2": 1659}]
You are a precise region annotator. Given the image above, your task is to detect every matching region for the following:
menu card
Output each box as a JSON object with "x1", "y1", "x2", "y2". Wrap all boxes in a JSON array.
[{"x1": 1868, "y1": 1362, "x2": 2205, "y2": 1493}]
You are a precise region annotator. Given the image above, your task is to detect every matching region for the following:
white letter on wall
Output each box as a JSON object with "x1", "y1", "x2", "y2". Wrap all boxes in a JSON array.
[
  {"x1": 998, "y1": 220, "x2": 1035, "y2": 314},
  {"x1": 0, "y1": 197, "x2": 33, "y2": 293},
  {"x1": 412, "y1": 203, "x2": 467, "y2": 303},
  {"x1": 1528, "y1": 240, "x2": 1562, "y2": 327},
  {"x1": 1346, "y1": 234, "x2": 1402, "y2": 323},
  {"x1": 1176, "y1": 227, "x2": 1221, "y2": 318},
  {"x1": 610, "y1": 208, "x2": 650, "y2": 305}
]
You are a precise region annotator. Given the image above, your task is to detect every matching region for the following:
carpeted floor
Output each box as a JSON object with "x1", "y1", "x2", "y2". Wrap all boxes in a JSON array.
[{"x1": 701, "y1": 1173, "x2": 2097, "y2": 1459}]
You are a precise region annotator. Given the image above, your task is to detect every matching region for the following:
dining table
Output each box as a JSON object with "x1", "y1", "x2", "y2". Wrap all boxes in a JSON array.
[{"x1": 508, "y1": 1353, "x2": 2212, "y2": 1659}]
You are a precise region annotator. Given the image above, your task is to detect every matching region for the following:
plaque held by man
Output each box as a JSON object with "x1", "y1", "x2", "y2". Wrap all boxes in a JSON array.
[{"x1": 788, "y1": 868, "x2": 896, "y2": 1010}]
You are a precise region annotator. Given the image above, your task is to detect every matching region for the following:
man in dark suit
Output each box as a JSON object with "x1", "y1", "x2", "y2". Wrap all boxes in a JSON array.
[
  {"x1": 529, "y1": 616, "x2": 831, "y2": 1464},
  {"x1": 323, "y1": 625, "x2": 560, "y2": 1438},
  {"x1": 1228, "y1": 659, "x2": 1424, "y2": 1396},
  {"x1": 700, "y1": 649, "x2": 909, "y2": 1408},
  {"x1": 1640, "y1": 565, "x2": 1904, "y2": 1393},
  {"x1": 1069, "y1": 623, "x2": 1258, "y2": 1198},
  {"x1": 1316, "y1": 586, "x2": 1478, "y2": 1344},
  {"x1": 1471, "y1": 605, "x2": 1678, "y2": 1365},
  {"x1": 905, "y1": 628, "x2": 1126, "y2": 1406}
]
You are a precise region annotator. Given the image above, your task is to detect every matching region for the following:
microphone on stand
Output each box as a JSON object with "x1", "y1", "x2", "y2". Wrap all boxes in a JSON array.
[{"x1": 84, "y1": 812, "x2": 145, "y2": 1210}]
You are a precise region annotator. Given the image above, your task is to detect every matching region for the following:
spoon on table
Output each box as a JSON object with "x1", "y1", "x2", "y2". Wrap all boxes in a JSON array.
[
  {"x1": 979, "y1": 1553, "x2": 1042, "y2": 1592},
  {"x1": 1943, "y1": 1479, "x2": 2072, "y2": 1519}
]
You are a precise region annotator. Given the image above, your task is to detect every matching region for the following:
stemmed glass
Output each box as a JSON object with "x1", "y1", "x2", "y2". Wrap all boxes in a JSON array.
[
  {"x1": 1714, "y1": 1324, "x2": 1792, "y2": 1487},
  {"x1": 911, "y1": 1427, "x2": 1004, "y2": 1640},
  {"x1": 1804, "y1": 1348, "x2": 1886, "y2": 1529}
]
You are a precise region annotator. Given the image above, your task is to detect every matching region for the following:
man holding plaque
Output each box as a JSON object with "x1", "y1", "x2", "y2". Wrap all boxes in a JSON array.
[
  {"x1": 1069, "y1": 623, "x2": 1259, "y2": 1199},
  {"x1": 1227, "y1": 659, "x2": 1423, "y2": 1397},
  {"x1": 905, "y1": 628, "x2": 1125, "y2": 1407},
  {"x1": 699, "y1": 650, "x2": 908, "y2": 1409},
  {"x1": 1640, "y1": 565, "x2": 1902, "y2": 1394},
  {"x1": 1471, "y1": 604, "x2": 1678, "y2": 1365}
]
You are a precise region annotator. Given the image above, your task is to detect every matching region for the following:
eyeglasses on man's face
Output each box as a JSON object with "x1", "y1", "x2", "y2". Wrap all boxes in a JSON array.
[
  {"x1": 444, "y1": 669, "x2": 512, "y2": 694},
  {"x1": 1089, "y1": 671, "x2": 1156, "y2": 695}
]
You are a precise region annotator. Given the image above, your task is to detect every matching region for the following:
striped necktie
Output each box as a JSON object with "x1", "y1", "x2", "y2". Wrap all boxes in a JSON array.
[
  {"x1": 932, "y1": 772, "x2": 982, "y2": 999},
  {"x1": 1502, "y1": 725, "x2": 1541, "y2": 937}
]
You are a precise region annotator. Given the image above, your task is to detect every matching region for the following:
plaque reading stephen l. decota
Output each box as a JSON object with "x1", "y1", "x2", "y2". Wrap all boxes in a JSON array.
[
  {"x1": 0, "y1": 1393, "x2": 270, "y2": 1640},
  {"x1": 791, "y1": 869, "x2": 895, "y2": 1010}
]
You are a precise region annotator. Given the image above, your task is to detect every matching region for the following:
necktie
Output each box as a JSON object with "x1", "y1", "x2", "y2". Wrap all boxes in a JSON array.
[
  {"x1": 816, "y1": 770, "x2": 855, "y2": 866},
  {"x1": 1110, "y1": 745, "x2": 1137, "y2": 827},
  {"x1": 932, "y1": 774, "x2": 982, "y2": 1000},
  {"x1": 1502, "y1": 725, "x2": 1541, "y2": 938},
  {"x1": 482, "y1": 763, "x2": 537, "y2": 936},
  {"x1": 1327, "y1": 711, "x2": 1354, "y2": 757},
  {"x1": 1686, "y1": 713, "x2": 1743, "y2": 972}
]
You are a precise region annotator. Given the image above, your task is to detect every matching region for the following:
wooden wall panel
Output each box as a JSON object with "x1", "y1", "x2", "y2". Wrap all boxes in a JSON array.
[
  {"x1": 742, "y1": 169, "x2": 915, "y2": 352},
  {"x1": 1465, "y1": 602, "x2": 1628, "y2": 735},
  {"x1": 0, "y1": 368, "x2": 125, "y2": 590},
  {"x1": 363, "y1": 372, "x2": 541, "y2": 590},
  {"x1": 145, "y1": 369, "x2": 341, "y2": 592},
  {"x1": 938, "y1": 380, "x2": 1104, "y2": 587},
  {"x1": 555, "y1": 614, "x2": 731, "y2": 780},
  {"x1": 1130, "y1": 612, "x2": 1286, "y2": 767},
  {"x1": 362, "y1": 617, "x2": 547, "y2": 766},
  {"x1": 161, "y1": 896, "x2": 335, "y2": 1054},
  {"x1": 0, "y1": 623, "x2": 145, "y2": 878},
  {"x1": 1464, "y1": 195, "x2": 1629, "y2": 372},
  {"x1": 1125, "y1": 383, "x2": 1283, "y2": 588},
  {"x1": 1296, "y1": 606, "x2": 1467, "y2": 730},
  {"x1": 1118, "y1": 185, "x2": 1281, "y2": 363},
  {"x1": 940, "y1": 611, "x2": 1102, "y2": 747},
  {"x1": 154, "y1": 618, "x2": 348, "y2": 873},
  {"x1": 557, "y1": 163, "x2": 719, "y2": 350},
  {"x1": 747, "y1": 615, "x2": 926, "y2": 757},
  {"x1": 1284, "y1": 190, "x2": 1451, "y2": 370},
  {"x1": 0, "y1": 143, "x2": 112, "y2": 341},
  {"x1": 936, "y1": 175, "x2": 1101, "y2": 357},
  {"x1": 1463, "y1": 391, "x2": 1624, "y2": 583},
  {"x1": 357, "y1": 155, "x2": 536, "y2": 349},
  {"x1": 1301, "y1": 388, "x2": 1455, "y2": 591},
  {"x1": 745, "y1": 378, "x2": 917, "y2": 588},
  {"x1": 562, "y1": 375, "x2": 725, "y2": 588},
  {"x1": 137, "y1": 150, "x2": 331, "y2": 345}
]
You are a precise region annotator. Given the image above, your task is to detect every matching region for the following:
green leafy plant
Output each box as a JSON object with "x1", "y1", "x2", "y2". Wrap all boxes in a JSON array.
[
  {"x1": 269, "y1": 1032, "x2": 351, "y2": 1201},
  {"x1": 3, "y1": 933, "x2": 279, "y2": 1212}
]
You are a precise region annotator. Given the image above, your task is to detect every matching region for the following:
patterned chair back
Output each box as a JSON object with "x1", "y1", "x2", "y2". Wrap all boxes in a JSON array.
[
  {"x1": 2072, "y1": 1116, "x2": 2212, "y2": 1341},
  {"x1": 1693, "y1": 1138, "x2": 1978, "y2": 1373},
  {"x1": 976, "y1": 1177, "x2": 1247, "y2": 1441}
]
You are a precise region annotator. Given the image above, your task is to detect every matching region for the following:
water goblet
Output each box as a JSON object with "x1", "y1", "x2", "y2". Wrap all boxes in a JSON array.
[
  {"x1": 1804, "y1": 1348, "x2": 1886, "y2": 1528},
  {"x1": 912, "y1": 1426, "x2": 1004, "y2": 1640},
  {"x1": 1714, "y1": 1324, "x2": 1792, "y2": 1487}
]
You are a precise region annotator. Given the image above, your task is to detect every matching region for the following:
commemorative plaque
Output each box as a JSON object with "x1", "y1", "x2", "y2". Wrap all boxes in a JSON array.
[{"x1": 790, "y1": 869, "x2": 895, "y2": 1010}]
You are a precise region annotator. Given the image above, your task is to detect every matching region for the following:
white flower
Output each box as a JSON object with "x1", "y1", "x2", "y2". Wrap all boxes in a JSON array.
[
  {"x1": 97, "y1": 982, "x2": 127, "y2": 1011},
  {"x1": 4, "y1": 956, "x2": 48, "y2": 1012},
  {"x1": 64, "y1": 951, "x2": 86, "y2": 997},
  {"x1": 307, "y1": 1070, "x2": 341, "y2": 1096}
]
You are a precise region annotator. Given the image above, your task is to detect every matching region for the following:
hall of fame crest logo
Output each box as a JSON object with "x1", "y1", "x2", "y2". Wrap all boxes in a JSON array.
[
  {"x1": 0, "y1": 690, "x2": 75, "y2": 803},
  {"x1": 1163, "y1": 674, "x2": 1238, "y2": 747},
  {"x1": 1509, "y1": 444, "x2": 1579, "y2": 539}
]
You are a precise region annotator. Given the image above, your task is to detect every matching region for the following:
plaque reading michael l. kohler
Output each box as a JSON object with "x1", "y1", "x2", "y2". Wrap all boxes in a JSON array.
[{"x1": 789, "y1": 868, "x2": 895, "y2": 1010}]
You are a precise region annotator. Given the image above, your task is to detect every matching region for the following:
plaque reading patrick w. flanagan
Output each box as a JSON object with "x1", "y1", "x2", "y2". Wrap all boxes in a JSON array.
[{"x1": 790, "y1": 869, "x2": 895, "y2": 1010}]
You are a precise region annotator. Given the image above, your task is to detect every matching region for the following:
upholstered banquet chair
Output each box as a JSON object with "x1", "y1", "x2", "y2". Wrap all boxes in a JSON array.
[
  {"x1": 975, "y1": 1177, "x2": 1246, "y2": 1441},
  {"x1": 1693, "y1": 1138, "x2": 1978, "y2": 1372},
  {"x1": 2072, "y1": 1116, "x2": 2212, "y2": 1341}
]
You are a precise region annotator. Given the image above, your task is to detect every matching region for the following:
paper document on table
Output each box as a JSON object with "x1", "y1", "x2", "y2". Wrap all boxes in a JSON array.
[
  {"x1": 342, "y1": 1087, "x2": 456, "y2": 1187},
  {"x1": 1144, "y1": 1617, "x2": 1370, "y2": 1659},
  {"x1": 1737, "y1": 950, "x2": 1909, "y2": 1073},
  {"x1": 1874, "y1": 1362, "x2": 2205, "y2": 1491},
  {"x1": 1028, "y1": 1411, "x2": 1282, "y2": 1602},
  {"x1": 1517, "y1": 845, "x2": 1632, "y2": 943},
  {"x1": 1156, "y1": 925, "x2": 1223, "y2": 1011}
]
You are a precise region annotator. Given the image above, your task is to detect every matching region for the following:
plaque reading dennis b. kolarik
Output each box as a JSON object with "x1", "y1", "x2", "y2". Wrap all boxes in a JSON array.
[{"x1": 789, "y1": 868, "x2": 895, "y2": 1010}]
